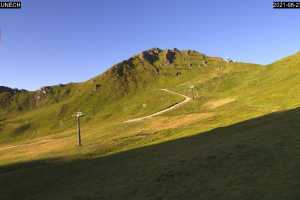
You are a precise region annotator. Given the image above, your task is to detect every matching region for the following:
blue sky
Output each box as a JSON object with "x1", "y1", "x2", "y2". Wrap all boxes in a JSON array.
[{"x1": 1, "y1": 0, "x2": 300, "y2": 90}]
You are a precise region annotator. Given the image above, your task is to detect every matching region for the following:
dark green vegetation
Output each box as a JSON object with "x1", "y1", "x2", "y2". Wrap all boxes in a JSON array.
[{"x1": 1, "y1": 48, "x2": 300, "y2": 199}]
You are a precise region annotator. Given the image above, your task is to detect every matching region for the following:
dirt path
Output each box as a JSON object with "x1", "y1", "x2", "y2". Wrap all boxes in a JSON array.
[
  {"x1": 124, "y1": 89, "x2": 192, "y2": 123},
  {"x1": 0, "y1": 89, "x2": 191, "y2": 150},
  {"x1": 0, "y1": 139, "x2": 55, "y2": 152}
]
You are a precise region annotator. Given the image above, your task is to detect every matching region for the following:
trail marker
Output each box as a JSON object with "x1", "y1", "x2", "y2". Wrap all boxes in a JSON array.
[
  {"x1": 190, "y1": 85, "x2": 195, "y2": 100},
  {"x1": 74, "y1": 112, "x2": 85, "y2": 146}
]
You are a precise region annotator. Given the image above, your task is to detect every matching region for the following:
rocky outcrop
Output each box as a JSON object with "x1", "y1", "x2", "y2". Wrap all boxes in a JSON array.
[
  {"x1": 40, "y1": 86, "x2": 52, "y2": 95},
  {"x1": 140, "y1": 48, "x2": 162, "y2": 64},
  {"x1": 93, "y1": 84, "x2": 101, "y2": 92},
  {"x1": 165, "y1": 49, "x2": 177, "y2": 65},
  {"x1": 138, "y1": 48, "x2": 182, "y2": 65},
  {"x1": 33, "y1": 86, "x2": 53, "y2": 104}
]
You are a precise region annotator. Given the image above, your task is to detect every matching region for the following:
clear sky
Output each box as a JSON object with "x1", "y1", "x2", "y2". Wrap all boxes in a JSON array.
[{"x1": 1, "y1": 0, "x2": 300, "y2": 90}]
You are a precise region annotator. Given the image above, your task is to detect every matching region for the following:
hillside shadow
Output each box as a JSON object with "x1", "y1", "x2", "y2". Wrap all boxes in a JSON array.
[{"x1": 1, "y1": 107, "x2": 300, "y2": 200}]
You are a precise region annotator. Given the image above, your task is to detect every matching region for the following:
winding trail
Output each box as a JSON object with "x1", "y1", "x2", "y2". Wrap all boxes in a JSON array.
[
  {"x1": 124, "y1": 89, "x2": 192, "y2": 123},
  {"x1": 0, "y1": 89, "x2": 191, "y2": 151}
]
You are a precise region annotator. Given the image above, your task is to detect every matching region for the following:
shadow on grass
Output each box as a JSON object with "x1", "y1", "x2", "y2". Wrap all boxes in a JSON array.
[{"x1": 1, "y1": 108, "x2": 300, "y2": 200}]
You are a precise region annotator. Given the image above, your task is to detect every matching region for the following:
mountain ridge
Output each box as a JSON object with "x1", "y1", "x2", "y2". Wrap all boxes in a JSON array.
[
  {"x1": 0, "y1": 47, "x2": 299, "y2": 147},
  {"x1": 2, "y1": 48, "x2": 300, "y2": 200},
  {"x1": 0, "y1": 48, "x2": 216, "y2": 92}
]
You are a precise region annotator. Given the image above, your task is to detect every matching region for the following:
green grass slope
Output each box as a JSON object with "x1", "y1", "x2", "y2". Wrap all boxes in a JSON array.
[
  {"x1": 1, "y1": 49, "x2": 300, "y2": 199},
  {"x1": 1, "y1": 107, "x2": 300, "y2": 200},
  {"x1": 0, "y1": 48, "x2": 258, "y2": 143}
]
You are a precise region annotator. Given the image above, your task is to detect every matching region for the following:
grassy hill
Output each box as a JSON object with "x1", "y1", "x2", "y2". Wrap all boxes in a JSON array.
[
  {"x1": 1, "y1": 48, "x2": 300, "y2": 199},
  {"x1": 0, "y1": 48, "x2": 255, "y2": 143},
  {"x1": 2, "y1": 107, "x2": 300, "y2": 200}
]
